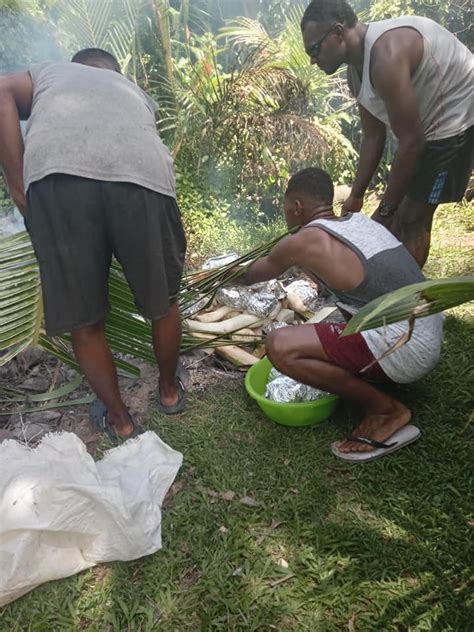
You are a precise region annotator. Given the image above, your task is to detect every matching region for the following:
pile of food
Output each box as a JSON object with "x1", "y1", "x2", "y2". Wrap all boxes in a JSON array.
[{"x1": 183, "y1": 260, "x2": 339, "y2": 368}]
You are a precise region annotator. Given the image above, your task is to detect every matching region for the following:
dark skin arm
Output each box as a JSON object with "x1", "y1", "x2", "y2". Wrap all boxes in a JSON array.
[
  {"x1": 371, "y1": 31, "x2": 425, "y2": 210},
  {"x1": 240, "y1": 226, "x2": 365, "y2": 292},
  {"x1": 240, "y1": 233, "x2": 305, "y2": 285},
  {"x1": 0, "y1": 72, "x2": 33, "y2": 215},
  {"x1": 343, "y1": 104, "x2": 386, "y2": 214}
]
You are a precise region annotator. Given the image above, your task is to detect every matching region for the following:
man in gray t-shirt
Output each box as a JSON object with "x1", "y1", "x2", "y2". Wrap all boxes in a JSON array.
[{"x1": 0, "y1": 48, "x2": 188, "y2": 439}]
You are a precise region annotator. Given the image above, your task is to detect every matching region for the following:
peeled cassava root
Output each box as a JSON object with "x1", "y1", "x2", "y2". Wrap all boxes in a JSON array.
[
  {"x1": 195, "y1": 305, "x2": 235, "y2": 323},
  {"x1": 185, "y1": 313, "x2": 264, "y2": 335},
  {"x1": 215, "y1": 345, "x2": 259, "y2": 367}
]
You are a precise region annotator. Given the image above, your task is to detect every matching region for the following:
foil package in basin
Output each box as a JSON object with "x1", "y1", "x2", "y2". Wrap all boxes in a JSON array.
[
  {"x1": 202, "y1": 252, "x2": 239, "y2": 270},
  {"x1": 216, "y1": 286, "x2": 279, "y2": 318},
  {"x1": 285, "y1": 280, "x2": 319, "y2": 312},
  {"x1": 265, "y1": 369, "x2": 329, "y2": 403}
]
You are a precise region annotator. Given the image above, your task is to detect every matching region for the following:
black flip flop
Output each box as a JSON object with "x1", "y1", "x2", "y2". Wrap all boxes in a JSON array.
[
  {"x1": 156, "y1": 377, "x2": 187, "y2": 415},
  {"x1": 89, "y1": 399, "x2": 143, "y2": 443}
]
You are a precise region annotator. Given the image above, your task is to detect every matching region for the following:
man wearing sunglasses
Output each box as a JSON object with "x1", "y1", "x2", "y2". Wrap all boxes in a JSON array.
[{"x1": 301, "y1": 0, "x2": 473, "y2": 268}]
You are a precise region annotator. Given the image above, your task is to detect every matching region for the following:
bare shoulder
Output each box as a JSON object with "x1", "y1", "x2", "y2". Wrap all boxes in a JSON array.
[
  {"x1": 372, "y1": 27, "x2": 423, "y2": 73},
  {"x1": 297, "y1": 225, "x2": 332, "y2": 255}
]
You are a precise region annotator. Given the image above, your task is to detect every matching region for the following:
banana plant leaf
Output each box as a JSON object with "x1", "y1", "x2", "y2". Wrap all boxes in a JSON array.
[{"x1": 342, "y1": 276, "x2": 474, "y2": 336}]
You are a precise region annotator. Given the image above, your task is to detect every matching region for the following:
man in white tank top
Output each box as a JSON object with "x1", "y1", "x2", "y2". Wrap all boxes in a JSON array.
[{"x1": 301, "y1": 1, "x2": 473, "y2": 267}]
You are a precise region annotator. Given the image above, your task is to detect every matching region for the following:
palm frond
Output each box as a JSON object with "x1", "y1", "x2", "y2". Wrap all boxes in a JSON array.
[
  {"x1": 0, "y1": 232, "x2": 42, "y2": 365},
  {"x1": 343, "y1": 277, "x2": 474, "y2": 336},
  {"x1": 58, "y1": 0, "x2": 113, "y2": 48}
]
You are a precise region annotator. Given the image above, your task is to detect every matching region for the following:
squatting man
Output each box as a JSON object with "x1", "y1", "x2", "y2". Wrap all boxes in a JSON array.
[{"x1": 237, "y1": 167, "x2": 443, "y2": 462}]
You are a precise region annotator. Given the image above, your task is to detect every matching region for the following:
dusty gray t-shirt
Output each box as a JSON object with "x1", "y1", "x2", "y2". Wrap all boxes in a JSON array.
[{"x1": 24, "y1": 62, "x2": 176, "y2": 197}]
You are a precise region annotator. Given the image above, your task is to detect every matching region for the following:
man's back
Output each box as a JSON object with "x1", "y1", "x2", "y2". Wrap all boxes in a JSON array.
[{"x1": 24, "y1": 61, "x2": 176, "y2": 196}]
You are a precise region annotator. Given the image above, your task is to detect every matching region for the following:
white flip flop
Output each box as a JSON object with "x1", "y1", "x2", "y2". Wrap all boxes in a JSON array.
[{"x1": 331, "y1": 424, "x2": 421, "y2": 463}]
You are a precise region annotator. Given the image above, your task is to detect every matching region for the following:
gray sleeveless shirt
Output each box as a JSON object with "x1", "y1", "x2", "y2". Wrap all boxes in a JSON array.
[
  {"x1": 304, "y1": 213, "x2": 444, "y2": 383},
  {"x1": 347, "y1": 16, "x2": 474, "y2": 140},
  {"x1": 24, "y1": 62, "x2": 176, "y2": 197},
  {"x1": 304, "y1": 213, "x2": 424, "y2": 307}
]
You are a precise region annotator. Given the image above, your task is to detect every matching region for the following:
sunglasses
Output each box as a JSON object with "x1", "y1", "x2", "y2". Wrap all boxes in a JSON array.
[{"x1": 305, "y1": 24, "x2": 337, "y2": 59}]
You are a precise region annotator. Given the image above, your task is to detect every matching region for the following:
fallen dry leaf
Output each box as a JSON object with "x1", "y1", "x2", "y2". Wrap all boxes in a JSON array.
[
  {"x1": 239, "y1": 496, "x2": 260, "y2": 507},
  {"x1": 220, "y1": 490, "x2": 236, "y2": 501}
]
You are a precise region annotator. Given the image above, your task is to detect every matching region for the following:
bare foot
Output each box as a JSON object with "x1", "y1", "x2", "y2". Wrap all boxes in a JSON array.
[{"x1": 338, "y1": 401, "x2": 412, "y2": 453}]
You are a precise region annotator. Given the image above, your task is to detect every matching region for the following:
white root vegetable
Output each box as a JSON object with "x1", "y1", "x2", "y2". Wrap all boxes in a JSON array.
[
  {"x1": 231, "y1": 328, "x2": 259, "y2": 343},
  {"x1": 305, "y1": 307, "x2": 339, "y2": 324},
  {"x1": 185, "y1": 313, "x2": 263, "y2": 335},
  {"x1": 276, "y1": 308, "x2": 295, "y2": 324},
  {"x1": 195, "y1": 305, "x2": 236, "y2": 323},
  {"x1": 188, "y1": 331, "x2": 215, "y2": 355},
  {"x1": 223, "y1": 310, "x2": 242, "y2": 320},
  {"x1": 286, "y1": 289, "x2": 308, "y2": 314},
  {"x1": 216, "y1": 345, "x2": 259, "y2": 367}
]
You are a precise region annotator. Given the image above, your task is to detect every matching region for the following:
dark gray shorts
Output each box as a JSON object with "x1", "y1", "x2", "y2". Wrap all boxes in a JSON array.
[
  {"x1": 25, "y1": 174, "x2": 186, "y2": 336},
  {"x1": 407, "y1": 126, "x2": 473, "y2": 204}
]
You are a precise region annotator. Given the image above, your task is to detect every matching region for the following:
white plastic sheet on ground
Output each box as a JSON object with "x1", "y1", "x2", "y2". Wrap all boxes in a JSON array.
[{"x1": 0, "y1": 431, "x2": 183, "y2": 607}]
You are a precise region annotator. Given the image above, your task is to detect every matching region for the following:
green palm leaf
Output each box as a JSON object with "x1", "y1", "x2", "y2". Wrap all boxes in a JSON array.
[
  {"x1": 342, "y1": 277, "x2": 474, "y2": 336},
  {"x1": 0, "y1": 232, "x2": 42, "y2": 365},
  {"x1": 0, "y1": 229, "x2": 288, "y2": 374},
  {"x1": 58, "y1": 0, "x2": 113, "y2": 48}
]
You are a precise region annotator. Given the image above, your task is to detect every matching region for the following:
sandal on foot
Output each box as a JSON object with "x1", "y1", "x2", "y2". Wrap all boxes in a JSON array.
[
  {"x1": 156, "y1": 377, "x2": 187, "y2": 415},
  {"x1": 331, "y1": 424, "x2": 421, "y2": 463},
  {"x1": 89, "y1": 400, "x2": 143, "y2": 443}
]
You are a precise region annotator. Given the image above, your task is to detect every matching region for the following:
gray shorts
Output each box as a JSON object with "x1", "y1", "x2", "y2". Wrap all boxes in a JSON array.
[{"x1": 25, "y1": 174, "x2": 186, "y2": 336}]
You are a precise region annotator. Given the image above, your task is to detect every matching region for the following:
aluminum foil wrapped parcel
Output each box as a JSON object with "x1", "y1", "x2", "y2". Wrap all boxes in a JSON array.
[
  {"x1": 265, "y1": 368, "x2": 329, "y2": 403},
  {"x1": 216, "y1": 286, "x2": 280, "y2": 318},
  {"x1": 284, "y1": 279, "x2": 319, "y2": 312},
  {"x1": 202, "y1": 252, "x2": 240, "y2": 269}
]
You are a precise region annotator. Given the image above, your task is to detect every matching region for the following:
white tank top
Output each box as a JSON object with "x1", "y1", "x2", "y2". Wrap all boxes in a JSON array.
[{"x1": 348, "y1": 16, "x2": 474, "y2": 140}]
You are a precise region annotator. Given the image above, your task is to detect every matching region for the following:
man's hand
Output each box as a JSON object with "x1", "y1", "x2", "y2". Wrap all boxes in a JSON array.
[
  {"x1": 341, "y1": 194, "x2": 364, "y2": 215},
  {"x1": 12, "y1": 189, "x2": 27, "y2": 215}
]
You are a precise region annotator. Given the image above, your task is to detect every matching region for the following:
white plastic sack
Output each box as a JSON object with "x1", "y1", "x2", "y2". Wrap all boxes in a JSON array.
[{"x1": 0, "y1": 431, "x2": 182, "y2": 606}]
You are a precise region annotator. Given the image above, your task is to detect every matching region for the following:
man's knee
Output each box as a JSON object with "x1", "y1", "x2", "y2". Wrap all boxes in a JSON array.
[
  {"x1": 71, "y1": 320, "x2": 105, "y2": 340},
  {"x1": 265, "y1": 330, "x2": 294, "y2": 372}
]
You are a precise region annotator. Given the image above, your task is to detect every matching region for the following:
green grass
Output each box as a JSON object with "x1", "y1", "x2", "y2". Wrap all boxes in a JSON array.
[{"x1": 1, "y1": 203, "x2": 473, "y2": 631}]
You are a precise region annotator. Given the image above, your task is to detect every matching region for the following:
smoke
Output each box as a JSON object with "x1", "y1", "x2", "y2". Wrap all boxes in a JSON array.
[{"x1": 0, "y1": 1, "x2": 64, "y2": 74}]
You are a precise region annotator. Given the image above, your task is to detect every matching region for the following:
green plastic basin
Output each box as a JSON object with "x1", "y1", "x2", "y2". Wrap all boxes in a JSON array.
[{"x1": 245, "y1": 356, "x2": 339, "y2": 427}]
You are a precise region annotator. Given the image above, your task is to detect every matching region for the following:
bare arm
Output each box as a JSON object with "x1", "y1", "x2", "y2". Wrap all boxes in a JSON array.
[
  {"x1": 241, "y1": 234, "x2": 303, "y2": 285},
  {"x1": 0, "y1": 72, "x2": 33, "y2": 214},
  {"x1": 371, "y1": 43, "x2": 425, "y2": 209},
  {"x1": 343, "y1": 104, "x2": 386, "y2": 214}
]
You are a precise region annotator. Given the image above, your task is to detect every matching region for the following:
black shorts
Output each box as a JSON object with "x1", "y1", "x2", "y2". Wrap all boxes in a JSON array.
[
  {"x1": 408, "y1": 126, "x2": 473, "y2": 204},
  {"x1": 25, "y1": 175, "x2": 187, "y2": 336}
]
